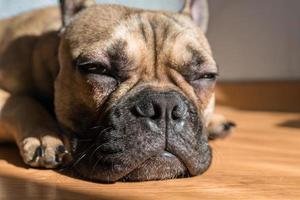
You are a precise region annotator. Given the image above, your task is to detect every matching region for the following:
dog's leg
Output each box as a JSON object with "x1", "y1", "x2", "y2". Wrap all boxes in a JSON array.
[
  {"x1": 0, "y1": 95, "x2": 70, "y2": 168},
  {"x1": 204, "y1": 94, "x2": 236, "y2": 140}
]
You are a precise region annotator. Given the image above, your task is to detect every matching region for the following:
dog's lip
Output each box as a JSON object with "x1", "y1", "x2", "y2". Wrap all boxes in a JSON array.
[{"x1": 121, "y1": 150, "x2": 188, "y2": 182}]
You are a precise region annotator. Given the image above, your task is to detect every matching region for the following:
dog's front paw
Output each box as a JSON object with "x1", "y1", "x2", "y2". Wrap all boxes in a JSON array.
[
  {"x1": 207, "y1": 114, "x2": 236, "y2": 140},
  {"x1": 20, "y1": 135, "x2": 70, "y2": 168}
]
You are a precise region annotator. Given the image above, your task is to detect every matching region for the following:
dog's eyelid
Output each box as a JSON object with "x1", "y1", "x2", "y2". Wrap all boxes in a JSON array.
[
  {"x1": 76, "y1": 60, "x2": 97, "y2": 67},
  {"x1": 199, "y1": 69, "x2": 219, "y2": 75},
  {"x1": 195, "y1": 63, "x2": 219, "y2": 75},
  {"x1": 74, "y1": 53, "x2": 111, "y2": 67},
  {"x1": 75, "y1": 57, "x2": 106, "y2": 66},
  {"x1": 74, "y1": 57, "x2": 110, "y2": 74},
  {"x1": 76, "y1": 61, "x2": 107, "y2": 69},
  {"x1": 194, "y1": 72, "x2": 218, "y2": 81}
]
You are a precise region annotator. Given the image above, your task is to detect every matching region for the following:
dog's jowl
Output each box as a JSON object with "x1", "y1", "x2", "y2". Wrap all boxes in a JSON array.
[{"x1": 0, "y1": 0, "x2": 235, "y2": 182}]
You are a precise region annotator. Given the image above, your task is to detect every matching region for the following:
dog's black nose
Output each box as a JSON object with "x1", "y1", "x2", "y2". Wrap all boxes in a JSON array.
[{"x1": 133, "y1": 92, "x2": 188, "y2": 130}]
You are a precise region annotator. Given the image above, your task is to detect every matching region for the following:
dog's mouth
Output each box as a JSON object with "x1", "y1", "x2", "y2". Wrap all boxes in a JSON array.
[
  {"x1": 70, "y1": 120, "x2": 212, "y2": 183},
  {"x1": 71, "y1": 137, "x2": 211, "y2": 183},
  {"x1": 68, "y1": 89, "x2": 212, "y2": 183},
  {"x1": 122, "y1": 151, "x2": 188, "y2": 181}
]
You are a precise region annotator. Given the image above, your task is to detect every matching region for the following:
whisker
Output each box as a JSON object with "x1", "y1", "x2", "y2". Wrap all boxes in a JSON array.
[
  {"x1": 71, "y1": 153, "x2": 87, "y2": 169},
  {"x1": 97, "y1": 127, "x2": 113, "y2": 137},
  {"x1": 70, "y1": 143, "x2": 97, "y2": 168},
  {"x1": 88, "y1": 143, "x2": 106, "y2": 161},
  {"x1": 90, "y1": 156, "x2": 102, "y2": 178},
  {"x1": 65, "y1": 126, "x2": 114, "y2": 172},
  {"x1": 89, "y1": 125, "x2": 105, "y2": 130}
]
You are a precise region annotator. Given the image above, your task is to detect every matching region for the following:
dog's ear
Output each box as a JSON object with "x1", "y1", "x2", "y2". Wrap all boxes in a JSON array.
[
  {"x1": 59, "y1": 0, "x2": 96, "y2": 26},
  {"x1": 180, "y1": 0, "x2": 209, "y2": 33}
]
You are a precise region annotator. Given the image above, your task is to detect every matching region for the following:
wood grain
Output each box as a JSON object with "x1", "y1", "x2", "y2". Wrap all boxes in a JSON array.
[{"x1": 0, "y1": 105, "x2": 299, "y2": 200}]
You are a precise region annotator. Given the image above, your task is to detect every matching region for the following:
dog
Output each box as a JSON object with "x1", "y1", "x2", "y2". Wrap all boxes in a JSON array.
[{"x1": 0, "y1": 0, "x2": 235, "y2": 182}]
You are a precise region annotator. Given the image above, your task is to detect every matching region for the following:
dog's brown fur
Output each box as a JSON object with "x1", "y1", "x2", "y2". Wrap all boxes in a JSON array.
[{"x1": 0, "y1": 0, "x2": 234, "y2": 182}]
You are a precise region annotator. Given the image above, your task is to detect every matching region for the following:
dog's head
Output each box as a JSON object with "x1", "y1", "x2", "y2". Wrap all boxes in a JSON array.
[{"x1": 55, "y1": 0, "x2": 217, "y2": 182}]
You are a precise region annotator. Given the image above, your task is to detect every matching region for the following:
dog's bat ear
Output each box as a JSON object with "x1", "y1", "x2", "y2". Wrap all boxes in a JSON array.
[
  {"x1": 180, "y1": 0, "x2": 209, "y2": 33},
  {"x1": 59, "y1": 0, "x2": 96, "y2": 27}
]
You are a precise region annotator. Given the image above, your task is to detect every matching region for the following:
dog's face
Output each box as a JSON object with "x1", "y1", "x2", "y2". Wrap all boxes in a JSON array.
[{"x1": 55, "y1": 0, "x2": 217, "y2": 182}]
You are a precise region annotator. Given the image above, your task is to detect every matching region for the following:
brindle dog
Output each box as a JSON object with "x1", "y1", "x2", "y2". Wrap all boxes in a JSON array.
[{"x1": 0, "y1": 0, "x2": 234, "y2": 182}]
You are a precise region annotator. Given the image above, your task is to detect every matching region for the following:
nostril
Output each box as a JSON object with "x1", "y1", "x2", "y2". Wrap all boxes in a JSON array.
[
  {"x1": 172, "y1": 104, "x2": 188, "y2": 120},
  {"x1": 133, "y1": 102, "x2": 155, "y2": 118},
  {"x1": 134, "y1": 105, "x2": 146, "y2": 117}
]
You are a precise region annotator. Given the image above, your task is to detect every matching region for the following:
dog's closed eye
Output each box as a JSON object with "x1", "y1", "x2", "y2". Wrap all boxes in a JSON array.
[
  {"x1": 192, "y1": 72, "x2": 218, "y2": 81},
  {"x1": 74, "y1": 56, "x2": 122, "y2": 81},
  {"x1": 77, "y1": 61, "x2": 108, "y2": 75}
]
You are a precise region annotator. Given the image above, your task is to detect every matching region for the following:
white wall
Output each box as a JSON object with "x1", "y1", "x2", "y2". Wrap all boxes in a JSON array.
[{"x1": 207, "y1": 0, "x2": 300, "y2": 81}]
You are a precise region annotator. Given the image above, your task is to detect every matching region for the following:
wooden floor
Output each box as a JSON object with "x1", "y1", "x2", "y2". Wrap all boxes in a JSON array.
[{"x1": 0, "y1": 83, "x2": 300, "y2": 200}]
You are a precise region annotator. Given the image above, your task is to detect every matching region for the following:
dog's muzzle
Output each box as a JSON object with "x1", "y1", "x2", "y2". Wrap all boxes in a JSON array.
[{"x1": 72, "y1": 89, "x2": 212, "y2": 183}]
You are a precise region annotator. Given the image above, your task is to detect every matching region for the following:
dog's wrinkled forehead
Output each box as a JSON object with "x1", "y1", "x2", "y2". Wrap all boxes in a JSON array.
[{"x1": 62, "y1": 5, "x2": 214, "y2": 68}]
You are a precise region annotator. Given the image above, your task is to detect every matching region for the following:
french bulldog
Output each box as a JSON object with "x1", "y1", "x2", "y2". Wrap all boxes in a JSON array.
[{"x1": 0, "y1": 0, "x2": 235, "y2": 182}]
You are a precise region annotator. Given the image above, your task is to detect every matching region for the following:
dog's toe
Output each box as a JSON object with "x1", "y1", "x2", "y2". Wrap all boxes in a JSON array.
[{"x1": 20, "y1": 136, "x2": 70, "y2": 168}]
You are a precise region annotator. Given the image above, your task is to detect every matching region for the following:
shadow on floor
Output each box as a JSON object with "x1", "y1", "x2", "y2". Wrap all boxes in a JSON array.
[
  {"x1": 0, "y1": 144, "x2": 128, "y2": 200},
  {"x1": 0, "y1": 174, "x2": 126, "y2": 200},
  {"x1": 0, "y1": 143, "x2": 27, "y2": 168},
  {"x1": 277, "y1": 118, "x2": 300, "y2": 129}
]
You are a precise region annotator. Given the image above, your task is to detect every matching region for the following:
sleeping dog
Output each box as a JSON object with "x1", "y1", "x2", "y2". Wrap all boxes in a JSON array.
[{"x1": 0, "y1": 0, "x2": 234, "y2": 182}]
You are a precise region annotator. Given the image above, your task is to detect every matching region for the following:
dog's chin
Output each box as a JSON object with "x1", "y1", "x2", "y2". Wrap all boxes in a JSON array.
[
  {"x1": 72, "y1": 139, "x2": 213, "y2": 183},
  {"x1": 122, "y1": 151, "x2": 188, "y2": 182},
  {"x1": 72, "y1": 151, "x2": 189, "y2": 183}
]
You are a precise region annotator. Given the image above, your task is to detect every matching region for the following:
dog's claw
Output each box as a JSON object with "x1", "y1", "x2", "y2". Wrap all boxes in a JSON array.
[{"x1": 55, "y1": 145, "x2": 70, "y2": 163}]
